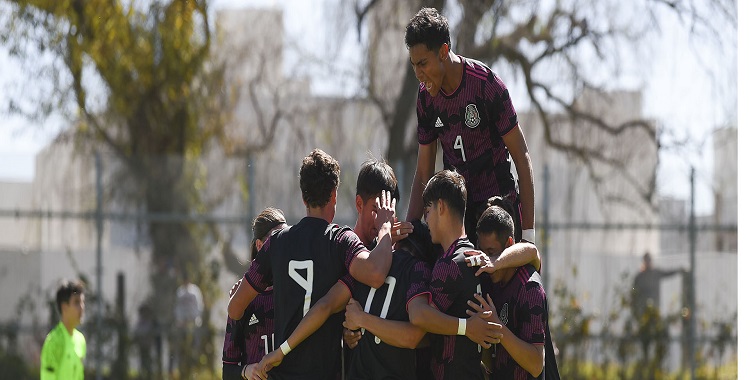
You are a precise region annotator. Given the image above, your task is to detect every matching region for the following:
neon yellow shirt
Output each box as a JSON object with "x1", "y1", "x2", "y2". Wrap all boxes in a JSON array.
[{"x1": 41, "y1": 321, "x2": 86, "y2": 380}]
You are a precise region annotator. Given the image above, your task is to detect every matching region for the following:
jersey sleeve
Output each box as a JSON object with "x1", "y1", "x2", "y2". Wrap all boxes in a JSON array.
[
  {"x1": 516, "y1": 282, "x2": 547, "y2": 345},
  {"x1": 40, "y1": 333, "x2": 63, "y2": 380},
  {"x1": 338, "y1": 272, "x2": 357, "y2": 295},
  {"x1": 244, "y1": 238, "x2": 273, "y2": 292},
  {"x1": 428, "y1": 258, "x2": 464, "y2": 313},
  {"x1": 336, "y1": 228, "x2": 368, "y2": 271},
  {"x1": 416, "y1": 87, "x2": 438, "y2": 145},
  {"x1": 406, "y1": 260, "x2": 433, "y2": 310},
  {"x1": 485, "y1": 72, "x2": 518, "y2": 137}
]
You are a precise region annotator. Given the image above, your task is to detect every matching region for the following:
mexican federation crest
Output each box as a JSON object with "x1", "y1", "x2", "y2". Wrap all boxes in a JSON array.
[{"x1": 465, "y1": 104, "x2": 480, "y2": 128}]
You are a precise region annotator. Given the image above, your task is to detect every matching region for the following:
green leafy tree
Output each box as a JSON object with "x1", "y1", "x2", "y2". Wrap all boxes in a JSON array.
[{"x1": 1, "y1": 0, "x2": 231, "y2": 375}]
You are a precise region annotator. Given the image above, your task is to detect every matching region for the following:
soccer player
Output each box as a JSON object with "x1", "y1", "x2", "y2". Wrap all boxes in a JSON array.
[
  {"x1": 407, "y1": 170, "x2": 494, "y2": 380},
  {"x1": 41, "y1": 279, "x2": 86, "y2": 380},
  {"x1": 353, "y1": 158, "x2": 412, "y2": 248},
  {"x1": 222, "y1": 207, "x2": 287, "y2": 380},
  {"x1": 467, "y1": 198, "x2": 558, "y2": 379},
  {"x1": 228, "y1": 149, "x2": 395, "y2": 380},
  {"x1": 343, "y1": 219, "x2": 434, "y2": 380},
  {"x1": 403, "y1": 7, "x2": 535, "y2": 246}
]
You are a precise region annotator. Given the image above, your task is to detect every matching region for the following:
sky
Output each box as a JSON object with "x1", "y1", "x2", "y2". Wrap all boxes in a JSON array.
[{"x1": 0, "y1": 0, "x2": 740, "y2": 218}]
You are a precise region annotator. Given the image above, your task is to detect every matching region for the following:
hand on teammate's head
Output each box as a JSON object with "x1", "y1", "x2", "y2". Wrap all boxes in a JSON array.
[
  {"x1": 374, "y1": 190, "x2": 396, "y2": 229},
  {"x1": 391, "y1": 220, "x2": 414, "y2": 244}
]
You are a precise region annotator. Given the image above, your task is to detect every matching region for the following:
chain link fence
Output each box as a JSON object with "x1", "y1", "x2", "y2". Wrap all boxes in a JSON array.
[{"x1": 0, "y1": 153, "x2": 737, "y2": 379}]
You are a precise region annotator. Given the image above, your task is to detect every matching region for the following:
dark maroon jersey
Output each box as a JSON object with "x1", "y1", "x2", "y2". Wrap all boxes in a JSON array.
[
  {"x1": 417, "y1": 56, "x2": 519, "y2": 204},
  {"x1": 427, "y1": 237, "x2": 487, "y2": 380},
  {"x1": 222, "y1": 289, "x2": 275, "y2": 366},
  {"x1": 244, "y1": 217, "x2": 366, "y2": 380},
  {"x1": 487, "y1": 264, "x2": 547, "y2": 380}
]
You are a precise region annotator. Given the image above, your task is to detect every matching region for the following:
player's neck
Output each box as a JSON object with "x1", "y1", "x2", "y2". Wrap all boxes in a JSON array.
[
  {"x1": 61, "y1": 317, "x2": 77, "y2": 335},
  {"x1": 307, "y1": 205, "x2": 334, "y2": 224},
  {"x1": 440, "y1": 52, "x2": 463, "y2": 95},
  {"x1": 439, "y1": 219, "x2": 466, "y2": 252}
]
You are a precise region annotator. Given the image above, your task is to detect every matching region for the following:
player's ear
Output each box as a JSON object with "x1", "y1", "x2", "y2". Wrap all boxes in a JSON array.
[
  {"x1": 505, "y1": 236, "x2": 514, "y2": 249},
  {"x1": 439, "y1": 43, "x2": 449, "y2": 60},
  {"x1": 255, "y1": 238, "x2": 264, "y2": 252},
  {"x1": 437, "y1": 199, "x2": 446, "y2": 216},
  {"x1": 355, "y1": 195, "x2": 364, "y2": 214}
]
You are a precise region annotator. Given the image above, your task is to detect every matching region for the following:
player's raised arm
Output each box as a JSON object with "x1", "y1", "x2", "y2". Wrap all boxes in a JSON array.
[
  {"x1": 349, "y1": 190, "x2": 395, "y2": 288},
  {"x1": 502, "y1": 125, "x2": 535, "y2": 236},
  {"x1": 466, "y1": 242, "x2": 541, "y2": 281},
  {"x1": 406, "y1": 141, "x2": 438, "y2": 222}
]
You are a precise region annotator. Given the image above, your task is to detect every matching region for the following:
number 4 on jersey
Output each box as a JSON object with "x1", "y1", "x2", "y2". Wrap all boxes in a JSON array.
[{"x1": 454, "y1": 135, "x2": 467, "y2": 162}]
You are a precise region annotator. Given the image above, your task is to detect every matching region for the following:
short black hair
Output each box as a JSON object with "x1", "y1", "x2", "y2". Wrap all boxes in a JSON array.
[
  {"x1": 56, "y1": 279, "x2": 85, "y2": 314},
  {"x1": 356, "y1": 158, "x2": 400, "y2": 203},
  {"x1": 405, "y1": 7, "x2": 451, "y2": 52},
  {"x1": 299, "y1": 149, "x2": 340, "y2": 209},
  {"x1": 476, "y1": 196, "x2": 515, "y2": 243},
  {"x1": 398, "y1": 219, "x2": 438, "y2": 267},
  {"x1": 422, "y1": 170, "x2": 466, "y2": 220}
]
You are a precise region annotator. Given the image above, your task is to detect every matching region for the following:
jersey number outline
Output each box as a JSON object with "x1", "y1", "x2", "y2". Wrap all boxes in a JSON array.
[
  {"x1": 289, "y1": 260, "x2": 314, "y2": 316},
  {"x1": 261, "y1": 334, "x2": 275, "y2": 355},
  {"x1": 454, "y1": 135, "x2": 467, "y2": 162},
  {"x1": 363, "y1": 276, "x2": 397, "y2": 344}
]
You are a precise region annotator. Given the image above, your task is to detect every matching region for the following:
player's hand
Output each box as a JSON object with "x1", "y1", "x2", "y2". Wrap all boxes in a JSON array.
[
  {"x1": 465, "y1": 250, "x2": 504, "y2": 276},
  {"x1": 344, "y1": 299, "x2": 365, "y2": 330},
  {"x1": 242, "y1": 363, "x2": 259, "y2": 380},
  {"x1": 253, "y1": 349, "x2": 284, "y2": 380},
  {"x1": 343, "y1": 327, "x2": 362, "y2": 349},
  {"x1": 374, "y1": 190, "x2": 396, "y2": 231},
  {"x1": 229, "y1": 278, "x2": 242, "y2": 297},
  {"x1": 468, "y1": 294, "x2": 501, "y2": 324},
  {"x1": 391, "y1": 219, "x2": 413, "y2": 244},
  {"x1": 465, "y1": 250, "x2": 491, "y2": 269},
  {"x1": 466, "y1": 294, "x2": 504, "y2": 347}
]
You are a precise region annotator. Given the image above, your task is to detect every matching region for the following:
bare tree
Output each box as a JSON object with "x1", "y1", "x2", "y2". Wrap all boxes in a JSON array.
[{"x1": 341, "y1": 0, "x2": 736, "y2": 208}]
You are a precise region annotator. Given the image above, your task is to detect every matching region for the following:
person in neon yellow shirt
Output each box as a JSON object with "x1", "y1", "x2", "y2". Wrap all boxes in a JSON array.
[{"x1": 41, "y1": 279, "x2": 87, "y2": 380}]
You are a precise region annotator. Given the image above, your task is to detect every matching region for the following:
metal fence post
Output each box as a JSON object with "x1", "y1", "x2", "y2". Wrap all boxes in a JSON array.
[
  {"x1": 542, "y1": 164, "x2": 550, "y2": 287},
  {"x1": 247, "y1": 153, "x2": 255, "y2": 237},
  {"x1": 689, "y1": 167, "x2": 696, "y2": 380},
  {"x1": 95, "y1": 152, "x2": 103, "y2": 380}
]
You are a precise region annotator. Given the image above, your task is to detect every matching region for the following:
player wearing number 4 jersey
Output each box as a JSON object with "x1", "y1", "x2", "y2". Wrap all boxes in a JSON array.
[
  {"x1": 228, "y1": 149, "x2": 395, "y2": 380},
  {"x1": 404, "y1": 7, "x2": 535, "y2": 246}
]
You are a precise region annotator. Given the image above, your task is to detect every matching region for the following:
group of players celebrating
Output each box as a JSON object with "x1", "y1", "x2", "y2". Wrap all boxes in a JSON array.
[{"x1": 223, "y1": 7, "x2": 559, "y2": 380}]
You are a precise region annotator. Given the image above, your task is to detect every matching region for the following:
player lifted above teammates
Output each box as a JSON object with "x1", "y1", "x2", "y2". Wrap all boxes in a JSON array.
[{"x1": 404, "y1": 7, "x2": 535, "y2": 245}]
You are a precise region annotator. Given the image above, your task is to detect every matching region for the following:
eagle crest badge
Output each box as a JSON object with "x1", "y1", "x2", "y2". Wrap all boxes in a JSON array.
[{"x1": 465, "y1": 104, "x2": 480, "y2": 128}]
